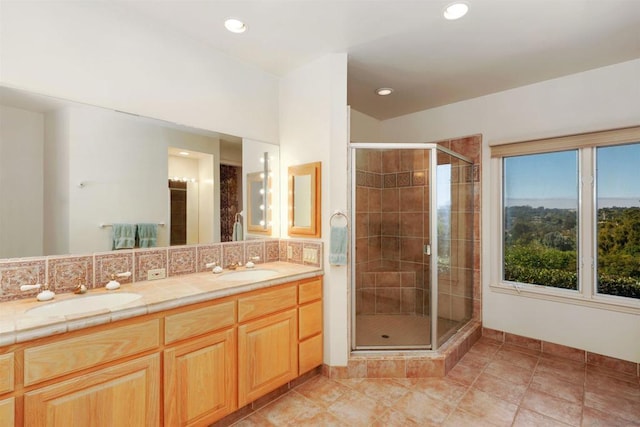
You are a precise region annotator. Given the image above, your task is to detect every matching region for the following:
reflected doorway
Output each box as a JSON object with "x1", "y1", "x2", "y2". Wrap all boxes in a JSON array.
[{"x1": 168, "y1": 148, "x2": 214, "y2": 245}]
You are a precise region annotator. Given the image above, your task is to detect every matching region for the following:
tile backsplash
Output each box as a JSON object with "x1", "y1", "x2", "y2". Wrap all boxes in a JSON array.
[{"x1": 0, "y1": 238, "x2": 323, "y2": 302}]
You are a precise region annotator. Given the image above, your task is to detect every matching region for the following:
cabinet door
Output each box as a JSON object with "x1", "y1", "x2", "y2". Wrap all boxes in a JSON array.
[
  {"x1": 164, "y1": 328, "x2": 236, "y2": 427},
  {"x1": 0, "y1": 397, "x2": 14, "y2": 427},
  {"x1": 24, "y1": 354, "x2": 160, "y2": 427},
  {"x1": 238, "y1": 308, "x2": 297, "y2": 407}
]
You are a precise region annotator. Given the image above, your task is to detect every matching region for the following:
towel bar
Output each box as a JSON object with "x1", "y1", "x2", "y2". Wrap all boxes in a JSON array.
[
  {"x1": 100, "y1": 222, "x2": 165, "y2": 228},
  {"x1": 329, "y1": 211, "x2": 348, "y2": 227}
]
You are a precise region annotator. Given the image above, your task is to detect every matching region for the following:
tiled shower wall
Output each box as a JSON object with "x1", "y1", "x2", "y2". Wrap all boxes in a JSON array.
[
  {"x1": 0, "y1": 238, "x2": 322, "y2": 302},
  {"x1": 354, "y1": 136, "x2": 482, "y2": 322}
]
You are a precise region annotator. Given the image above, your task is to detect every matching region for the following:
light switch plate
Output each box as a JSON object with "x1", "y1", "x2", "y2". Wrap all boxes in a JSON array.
[
  {"x1": 147, "y1": 268, "x2": 166, "y2": 280},
  {"x1": 303, "y1": 248, "x2": 318, "y2": 263}
]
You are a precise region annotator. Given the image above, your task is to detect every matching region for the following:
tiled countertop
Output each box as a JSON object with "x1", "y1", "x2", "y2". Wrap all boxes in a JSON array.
[{"x1": 0, "y1": 262, "x2": 323, "y2": 346}]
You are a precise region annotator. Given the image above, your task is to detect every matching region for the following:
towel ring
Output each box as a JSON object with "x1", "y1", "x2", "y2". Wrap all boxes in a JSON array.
[{"x1": 330, "y1": 211, "x2": 348, "y2": 227}]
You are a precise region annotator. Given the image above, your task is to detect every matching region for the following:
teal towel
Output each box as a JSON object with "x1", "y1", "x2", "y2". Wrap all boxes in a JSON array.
[
  {"x1": 232, "y1": 221, "x2": 243, "y2": 241},
  {"x1": 329, "y1": 225, "x2": 348, "y2": 266},
  {"x1": 112, "y1": 224, "x2": 136, "y2": 250},
  {"x1": 137, "y1": 223, "x2": 158, "y2": 248}
]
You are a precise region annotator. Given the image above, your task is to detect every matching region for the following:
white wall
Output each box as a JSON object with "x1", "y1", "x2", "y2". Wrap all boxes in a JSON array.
[
  {"x1": 349, "y1": 109, "x2": 383, "y2": 142},
  {"x1": 279, "y1": 53, "x2": 349, "y2": 366},
  {"x1": 0, "y1": 1, "x2": 279, "y2": 144},
  {"x1": 0, "y1": 105, "x2": 44, "y2": 257},
  {"x1": 376, "y1": 59, "x2": 640, "y2": 363},
  {"x1": 67, "y1": 106, "x2": 169, "y2": 253},
  {"x1": 43, "y1": 109, "x2": 70, "y2": 255}
]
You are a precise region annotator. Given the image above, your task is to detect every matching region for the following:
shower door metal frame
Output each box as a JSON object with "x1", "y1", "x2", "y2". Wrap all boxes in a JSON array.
[{"x1": 349, "y1": 142, "x2": 472, "y2": 352}]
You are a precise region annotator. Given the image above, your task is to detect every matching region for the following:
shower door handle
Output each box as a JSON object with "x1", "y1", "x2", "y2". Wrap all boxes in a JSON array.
[{"x1": 424, "y1": 244, "x2": 431, "y2": 255}]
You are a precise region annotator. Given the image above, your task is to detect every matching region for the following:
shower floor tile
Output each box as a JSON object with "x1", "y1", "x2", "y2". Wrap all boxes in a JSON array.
[
  {"x1": 355, "y1": 314, "x2": 460, "y2": 347},
  {"x1": 227, "y1": 337, "x2": 640, "y2": 427}
]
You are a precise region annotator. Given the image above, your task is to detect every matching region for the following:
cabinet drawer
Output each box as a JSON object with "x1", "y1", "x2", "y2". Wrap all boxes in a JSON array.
[
  {"x1": 24, "y1": 319, "x2": 160, "y2": 386},
  {"x1": 0, "y1": 353, "x2": 14, "y2": 394},
  {"x1": 298, "y1": 300, "x2": 322, "y2": 340},
  {"x1": 165, "y1": 300, "x2": 235, "y2": 344},
  {"x1": 299, "y1": 334, "x2": 323, "y2": 375},
  {"x1": 238, "y1": 285, "x2": 297, "y2": 323},
  {"x1": 298, "y1": 278, "x2": 322, "y2": 304}
]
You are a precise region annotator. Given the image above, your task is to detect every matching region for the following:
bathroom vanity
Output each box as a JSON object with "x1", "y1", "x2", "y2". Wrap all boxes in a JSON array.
[{"x1": 0, "y1": 263, "x2": 323, "y2": 426}]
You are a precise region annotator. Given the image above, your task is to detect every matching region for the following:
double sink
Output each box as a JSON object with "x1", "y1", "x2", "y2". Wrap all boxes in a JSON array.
[{"x1": 25, "y1": 269, "x2": 279, "y2": 317}]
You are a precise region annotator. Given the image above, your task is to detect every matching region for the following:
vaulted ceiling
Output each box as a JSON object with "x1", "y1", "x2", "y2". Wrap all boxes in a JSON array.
[{"x1": 116, "y1": 0, "x2": 640, "y2": 120}]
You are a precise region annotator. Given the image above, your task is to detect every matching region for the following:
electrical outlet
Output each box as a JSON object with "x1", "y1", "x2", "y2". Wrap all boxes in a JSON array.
[
  {"x1": 287, "y1": 246, "x2": 293, "y2": 259},
  {"x1": 303, "y1": 248, "x2": 318, "y2": 263},
  {"x1": 147, "y1": 268, "x2": 166, "y2": 280}
]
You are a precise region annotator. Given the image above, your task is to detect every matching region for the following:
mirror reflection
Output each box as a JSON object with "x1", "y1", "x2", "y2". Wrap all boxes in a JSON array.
[
  {"x1": 0, "y1": 86, "x2": 279, "y2": 258},
  {"x1": 293, "y1": 175, "x2": 312, "y2": 227}
]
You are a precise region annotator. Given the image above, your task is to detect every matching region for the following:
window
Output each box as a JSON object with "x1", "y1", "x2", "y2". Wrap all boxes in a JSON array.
[
  {"x1": 503, "y1": 151, "x2": 579, "y2": 291},
  {"x1": 596, "y1": 143, "x2": 640, "y2": 299},
  {"x1": 491, "y1": 126, "x2": 640, "y2": 309}
]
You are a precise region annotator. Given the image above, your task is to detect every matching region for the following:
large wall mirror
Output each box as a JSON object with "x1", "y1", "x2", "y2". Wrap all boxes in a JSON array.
[
  {"x1": 288, "y1": 162, "x2": 321, "y2": 238},
  {"x1": 0, "y1": 86, "x2": 280, "y2": 258}
]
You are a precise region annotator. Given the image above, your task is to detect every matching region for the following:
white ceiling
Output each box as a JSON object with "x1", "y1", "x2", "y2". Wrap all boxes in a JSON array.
[{"x1": 115, "y1": 0, "x2": 640, "y2": 120}]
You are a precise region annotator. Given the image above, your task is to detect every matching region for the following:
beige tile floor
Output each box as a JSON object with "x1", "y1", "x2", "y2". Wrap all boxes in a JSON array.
[{"x1": 232, "y1": 337, "x2": 640, "y2": 426}]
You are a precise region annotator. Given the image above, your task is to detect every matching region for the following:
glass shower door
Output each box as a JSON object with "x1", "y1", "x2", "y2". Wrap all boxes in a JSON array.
[{"x1": 435, "y1": 151, "x2": 474, "y2": 347}]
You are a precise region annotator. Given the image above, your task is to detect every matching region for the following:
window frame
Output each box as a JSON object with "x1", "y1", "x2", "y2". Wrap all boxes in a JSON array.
[{"x1": 490, "y1": 126, "x2": 640, "y2": 314}]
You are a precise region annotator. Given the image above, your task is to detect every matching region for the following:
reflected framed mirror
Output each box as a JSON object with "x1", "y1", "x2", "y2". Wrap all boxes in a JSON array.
[{"x1": 288, "y1": 161, "x2": 321, "y2": 238}]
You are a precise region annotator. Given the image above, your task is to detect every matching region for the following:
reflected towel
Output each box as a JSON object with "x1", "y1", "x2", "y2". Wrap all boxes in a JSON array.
[
  {"x1": 329, "y1": 225, "x2": 348, "y2": 266},
  {"x1": 232, "y1": 221, "x2": 243, "y2": 241},
  {"x1": 137, "y1": 223, "x2": 158, "y2": 248},
  {"x1": 112, "y1": 224, "x2": 136, "y2": 250}
]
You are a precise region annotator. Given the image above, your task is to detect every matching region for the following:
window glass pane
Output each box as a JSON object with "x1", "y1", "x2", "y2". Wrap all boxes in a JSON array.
[
  {"x1": 596, "y1": 142, "x2": 640, "y2": 299},
  {"x1": 503, "y1": 151, "x2": 579, "y2": 290}
]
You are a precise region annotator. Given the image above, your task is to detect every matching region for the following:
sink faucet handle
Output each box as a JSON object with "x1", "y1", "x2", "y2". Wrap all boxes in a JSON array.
[
  {"x1": 116, "y1": 271, "x2": 132, "y2": 278},
  {"x1": 250, "y1": 256, "x2": 260, "y2": 261},
  {"x1": 20, "y1": 283, "x2": 42, "y2": 292}
]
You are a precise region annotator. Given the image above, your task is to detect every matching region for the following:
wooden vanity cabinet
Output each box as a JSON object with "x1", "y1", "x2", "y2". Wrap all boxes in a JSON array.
[
  {"x1": 22, "y1": 319, "x2": 161, "y2": 427},
  {"x1": 238, "y1": 285, "x2": 298, "y2": 407},
  {"x1": 0, "y1": 353, "x2": 14, "y2": 427},
  {"x1": 163, "y1": 301, "x2": 237, "y2": 427},
  {"x1": 0, "y1": 397, "x2": 15, "y2": 427},
  {"x1": 24, "y1": 354, "x2": 160, "y2": 427},
  {"x1": 1, "y1": 274, "x2": 323, "y2": 427},
  {"x1": 298, "y1": 278, "x2": 323, "y2": 375}
]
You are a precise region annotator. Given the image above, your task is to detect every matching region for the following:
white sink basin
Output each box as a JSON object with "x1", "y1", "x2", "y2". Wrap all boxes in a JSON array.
[
  {"x1": 26, "y1": 292, "x2": 142, "y2": 317},
  {"x1": 223, "y1": 269, "x2": 279, "y2": 281}
]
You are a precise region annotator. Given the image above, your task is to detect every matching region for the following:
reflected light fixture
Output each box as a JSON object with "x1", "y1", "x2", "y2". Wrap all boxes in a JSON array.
[
  {"x1": 224, "y1": 18, "x2": 247, "y2": 33},
  {"x1": 443, "y1": 2, "x2": 469, "y2": 20},
  {"x1": 376, "y1": 87, "x2": 394, "y2": 96},
  {"x1": 178, "y1": 151, "x2": 190, "y2": 156}
]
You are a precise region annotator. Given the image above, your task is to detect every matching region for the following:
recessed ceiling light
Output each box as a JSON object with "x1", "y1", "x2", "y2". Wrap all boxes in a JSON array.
[
  {"x1": 224, "y1": 18, "x2": 247, "y2": 34},
  {"x1": 376, "y1": 88, "x2": 394, "y2": 96},
  {"x1": 443, "y1": 2, "x2": 469, "y2": 20},
  {"x1": 179, "y1": 151, "x2": 190, "y2": 156}
]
